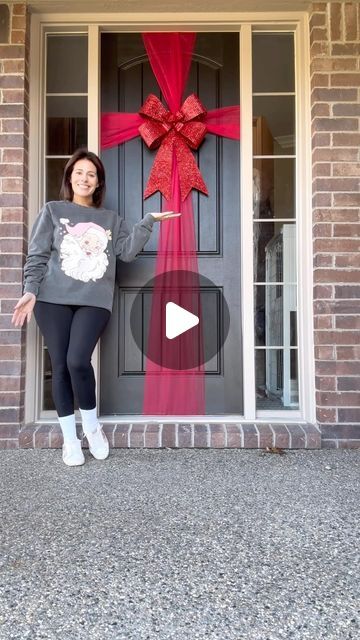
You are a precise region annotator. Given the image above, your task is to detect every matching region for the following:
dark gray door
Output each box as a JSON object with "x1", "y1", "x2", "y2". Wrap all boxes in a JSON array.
[{"x1": 100, "y1": 33, "x2": 242, "y2": 415}]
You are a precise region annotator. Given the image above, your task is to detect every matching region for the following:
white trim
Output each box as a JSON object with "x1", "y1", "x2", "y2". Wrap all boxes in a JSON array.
[
  {"x1": 27, "y1": 11, "x2": 315, "y2": 426},
  {"x1": 294, "y1": 16, "x2": 316, "y2": 424},
  {"x1": 240, "y1": 23, "x2": 256, "y2": 421}
]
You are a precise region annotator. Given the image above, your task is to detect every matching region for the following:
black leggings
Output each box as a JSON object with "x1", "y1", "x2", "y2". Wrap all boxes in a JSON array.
[{"x1": 34, "y1": 302, "x2": 111, "y2": 417}]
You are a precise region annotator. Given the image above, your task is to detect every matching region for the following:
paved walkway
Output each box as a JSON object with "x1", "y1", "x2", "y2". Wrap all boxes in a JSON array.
[{"x1": 0, "y1": 448, "x2": 359, "y2": 640}]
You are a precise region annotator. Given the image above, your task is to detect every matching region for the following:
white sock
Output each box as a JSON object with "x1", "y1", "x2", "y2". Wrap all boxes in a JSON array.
[
  {"x1": 58, "y1": 414, "x2": 78, "y2": 443},
  {"x1": 79, "y1": 407, "x2": 99, "y2": 435}
]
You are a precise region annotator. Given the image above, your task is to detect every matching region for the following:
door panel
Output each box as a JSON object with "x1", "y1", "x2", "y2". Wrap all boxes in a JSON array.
[{"x1": 100, "y1": 33, "x2": 242, "y2": 414}]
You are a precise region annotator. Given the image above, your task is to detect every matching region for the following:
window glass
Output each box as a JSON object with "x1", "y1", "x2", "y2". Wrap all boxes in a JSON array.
[
  {"x1": 46, "y1": 35, "x2": 88, "y2": 94},
  {"x1": 252, "y1": 33, "x2": 294, "y2": 93}
]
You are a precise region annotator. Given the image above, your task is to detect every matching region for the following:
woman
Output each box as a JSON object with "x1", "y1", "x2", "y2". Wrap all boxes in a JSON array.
[{"x1": 12, "y1": 149, "x2": 179, "y2": 467}]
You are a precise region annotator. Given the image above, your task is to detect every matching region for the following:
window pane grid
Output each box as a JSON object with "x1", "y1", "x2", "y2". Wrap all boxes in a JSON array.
[{"x1": 252, "y1": 30, "x2": 298, "y2": 411}]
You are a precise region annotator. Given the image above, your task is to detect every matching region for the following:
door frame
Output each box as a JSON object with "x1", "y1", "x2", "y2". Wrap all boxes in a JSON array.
[{"x1": 27, "y1": 11, "x2": 315, "y2": 424}]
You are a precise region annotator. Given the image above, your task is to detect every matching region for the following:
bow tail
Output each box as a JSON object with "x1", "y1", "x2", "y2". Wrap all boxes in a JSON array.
[
  {"x1": 144, "y1": 139, "x2": 174, "y2": 200},
  {"x1": 175, "y1": 140, "x2": 208, "y2": 201}
]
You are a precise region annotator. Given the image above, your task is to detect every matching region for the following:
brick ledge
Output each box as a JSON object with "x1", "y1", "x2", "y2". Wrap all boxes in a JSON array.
[{"x1": 0, "y1": 422, "x2": 324, "y2": 450}]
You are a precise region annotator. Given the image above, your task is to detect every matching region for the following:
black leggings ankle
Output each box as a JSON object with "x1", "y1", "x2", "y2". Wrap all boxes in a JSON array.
[{"x1": 34, "y1": 302, "x2": 111, "y2": 417}]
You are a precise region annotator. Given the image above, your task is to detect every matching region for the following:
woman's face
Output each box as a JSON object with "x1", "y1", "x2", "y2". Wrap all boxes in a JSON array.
[{"x1": 70, "y1": 159, "x2": 99, "y2": 202}]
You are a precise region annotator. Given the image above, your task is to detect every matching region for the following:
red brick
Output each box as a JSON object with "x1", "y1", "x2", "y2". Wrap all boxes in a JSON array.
[
  {"x1": 313, "y1": 118, "x2": 358, "y2": 132},
  {"x1": 310, "y1": 12, "x2": 327, "y2": 28},
  {"x1": 314, "y1": 239, "x2": 360, "y2": 253},
  {"x1": 0, "y1": 223, "x2": 24, "y2": 237},
  {"x1": 336, "y1": 362, "x2": 360, "y2": 375},
  {"x1": 333, "y1": 193, "x2": 360, "y2": 207},
  {"x1": 271, "y1": 424, "x2": 290, "y2": 449},
  {"x1": 315, "y1": 269, "x2": 360, "y2": 283},
  {"x1": 321, "y1": 424, "x2": 360, "y2": 438},
  {"x1": 162, "y1": 423, "x2": 177, "y2": 448},
  {"x1": 336, "y1": 255, "x2": 360, "y2": 268},
  {"x1": 2, "y1": 179, "x2": 23, "y2": 193},
  {"x1": 331, "y1": 73, "x2": 360, "y2": 87},
  {"x1": 12, "y1": 4, "x2": 26, "y2": 16},
  {"x1": 338, "y1": 377, "x2": 360, "y2": 391},
  {"x1": 312, "y1": 88, "x2": 357, "y2": 102},
  {"x1": 315, "y1": 376, "x2": 336, "y2": 391},
  {"x1": 312, "y1": 132, "x2": 331, "y2": 148},
  {"x1": 337, "y1": 346, "x2": 360, "y2": 359},
  {"x1": 314, "y1": 315, "x2": 333, "y2": 329},
  {"x1": 336, "y1": 315, "x2": 360, "y2": 329},
  {"x1": 225, "y1": 424, "x2": 241, "y2": 448},
  {"x1": 314, "y1": 177, "x2": 359, "y2": 192},
  {"x1": 313, "y1": 148, "x2": 359, "y2": 162},
  {"x1": 334, "y1": 223, "x2": 360, "y2": 237},
  {"x1": 2, "y1": 89, "x2": 25, "y2": 104},
  {"x1": 0, "y1": 75, "x2": 24, "y2": 89},
  {"x1": 144, "y1": 423, "x2": 160, "y2": 448},
  {"x1": 2, "y1": 119, "x2": 25, "y2": 134},
  {"x1": 316, "y1": 391, "x2": 360, "y2": 406},
  {"x1": 314, "y1": 284, "x2": 333, "y2": 298},
  {"x1": 338, "y1": 409, "x2": 360, "y2": 422},
  {"x1": 344, "y1": 2, "x2": 358, "y2": 40},
  {"x1": 0, "y1": 163, "x2": 24, "y2": 177},
  {"x1": 2, "y1": 149, "x2": 24, "y2": 163},
  {"x1": 0, "y1": 45, "x2": 24, "y2": 58},
  {"x1": 311, "y1": 41, "x2": 330, "y2": 56},
  {"x1": 333, "y1": 133, "x2": 360, "y2": 147},
  {"x1": 11, "y1": 31, "x2": 26, "y2": 45},
  {"x1": 313, "y1": 193, "x2": 332, "y2": 207},
  {"x1": 113, "y1": 424, "x2": 130, "y2": 448},
  {"x1": 314, "y1": 208, "x2": 359, "y2": 222},
  {"x1": 210, "y1": 424, "x2": 225, "y2": 448},
  {"x1": 194, "y1": 424, "x2": 207, "y2": 447},
  {"x1": 333, "y1": 103, "x2": 360, "y2": 117},
  {"x1": 0, "y1": 268, "x2": 23, "y2": 283},
  {"x1": 129, "y1": 424, "x2": 145, "y2": 448},
  {"x1": 312, "y1": 58, "x2": 358, "y2": 72},
  {"x1": 242, "y1": 423, "x2": 258, "y2": 448},
  {"x1": 330, "y1": 2, "x2": 343, "y2": 41},
  {"x1": 313, "y1": 163, "x2": 331, "y2": 177},
  {"x1": 178, "y1": 423, "x2": 192, "y2": 447},
  {"x1": 311, "y1": 103, "x2": 330, "y2": 118},
  {"x1": 313, "y1": 223, "x2": 332, "y2": 237},
  {"x1": 310, "y1": 28, "x2": 328, "y2": 43},
  {"x1": 314, "y1": 346, "x2": 335, "y2": 359},
  {"x1": 0, "y1": 195, "x2": 24, "y2": 208},
  {"x1": 1, "y1": 59, "x2": 24, "y2": 73},
  {"x1": 333, "y1": 163, "x2": 360, "y2": 177},
  {"x1": 332, "y1": 43, "x2": 360, "y2": 56},
  {"x1": 317, "y1": 408, "x2": 337, "y2": 423},
  {"x1": 311, "y1": 73, "x2": 329, "y2": 90},
  {"x1": 314, "y1": 254, "x2": 333, "y2": 267},
  {"x1": 315, "y1": 330, "x2": 360, "y2": 345}
]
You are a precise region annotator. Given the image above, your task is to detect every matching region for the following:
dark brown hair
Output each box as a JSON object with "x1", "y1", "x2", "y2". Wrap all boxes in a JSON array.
[{"x1": 59, "y1": 148, "x2": 106, "y2": 208}]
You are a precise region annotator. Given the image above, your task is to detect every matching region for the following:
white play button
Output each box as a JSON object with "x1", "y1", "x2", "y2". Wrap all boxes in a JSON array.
[{"x1": 166, "y1": 302, "x2": 199, "y2": 340}]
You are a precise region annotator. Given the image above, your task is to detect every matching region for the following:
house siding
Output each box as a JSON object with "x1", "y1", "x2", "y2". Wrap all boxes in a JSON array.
[{"x1": 0, "y1": 2, "x2": 359, "y2": 448}]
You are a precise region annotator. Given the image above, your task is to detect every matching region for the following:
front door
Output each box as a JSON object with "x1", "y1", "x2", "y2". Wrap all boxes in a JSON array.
[{"x1": 100, "y1": 33, "x2": 242, "y2": 415}]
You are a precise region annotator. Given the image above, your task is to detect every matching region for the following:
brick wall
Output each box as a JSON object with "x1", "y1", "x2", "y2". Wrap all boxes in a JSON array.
[
  {"x1": 311, "y1": 1, "x2": 360, "y2": 447},
  {"x1": 0, "y1": 3, "x2": 29, "y2": 448}
]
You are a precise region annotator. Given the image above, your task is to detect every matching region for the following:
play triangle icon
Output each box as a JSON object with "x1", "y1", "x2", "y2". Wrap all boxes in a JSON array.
[{"x1": 166, "y1": 302, "x2": 199, "y2": 340}]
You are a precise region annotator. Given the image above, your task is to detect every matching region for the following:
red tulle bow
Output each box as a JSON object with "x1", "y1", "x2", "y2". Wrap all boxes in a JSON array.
[{"x1": 139, "y1": 93, "x2": 209, "y2": 201}]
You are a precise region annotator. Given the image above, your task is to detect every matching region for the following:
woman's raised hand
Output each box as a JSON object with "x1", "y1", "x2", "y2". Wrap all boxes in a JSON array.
[
  {"x1": 150, "y1": 211, "x2": 181, "y2": 221},
  {"x1": 11, "y1": 293, "x2": 37, "y2": 327}
]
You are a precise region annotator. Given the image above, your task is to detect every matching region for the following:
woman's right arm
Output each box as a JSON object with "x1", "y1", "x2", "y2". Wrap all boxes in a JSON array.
[{"x1": 12, "y1": 205, "x2": 54, "y2": 327}]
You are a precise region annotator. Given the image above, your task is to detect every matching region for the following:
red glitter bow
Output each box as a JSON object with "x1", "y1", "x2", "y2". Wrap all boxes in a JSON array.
[{"x1": 139, "y1": 93, "x2": 209, "y2": 201}]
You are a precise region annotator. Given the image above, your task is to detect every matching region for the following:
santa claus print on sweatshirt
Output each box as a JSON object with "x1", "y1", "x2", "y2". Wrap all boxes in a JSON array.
[{"x1": 59, "y1": 218, "x2": 112, "y2": 283}]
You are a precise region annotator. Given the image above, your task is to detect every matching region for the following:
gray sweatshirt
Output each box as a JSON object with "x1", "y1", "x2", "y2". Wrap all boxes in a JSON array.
[{"x1": 23, "y1": 200, "x2": 155, "y2": 312}]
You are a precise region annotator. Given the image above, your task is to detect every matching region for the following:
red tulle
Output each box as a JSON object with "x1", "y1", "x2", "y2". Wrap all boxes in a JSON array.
[{"x1": 100, "y1": 32, "x2": 240, "y2": 415}]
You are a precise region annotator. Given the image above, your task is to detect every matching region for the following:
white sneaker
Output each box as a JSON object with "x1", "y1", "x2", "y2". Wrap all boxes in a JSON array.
[
  {"x1": 85, "y1": 424, "x2": 109, "y2": 460},
  {"x1": 62, "y1": 438, "x2": 85, "y2": 466}
]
